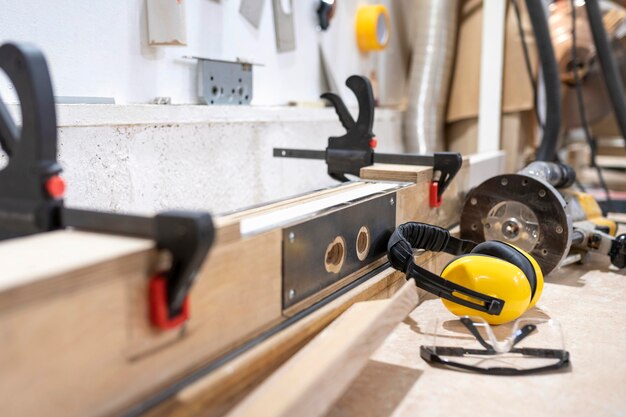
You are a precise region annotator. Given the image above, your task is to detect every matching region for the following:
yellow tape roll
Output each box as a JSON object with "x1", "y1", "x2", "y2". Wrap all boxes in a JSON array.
[{"x1": 355, "y1": 5, "x2": 391, "y2": 52}]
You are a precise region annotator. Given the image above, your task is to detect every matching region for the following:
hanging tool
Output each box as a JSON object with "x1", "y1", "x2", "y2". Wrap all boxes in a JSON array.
[
  {"x1": 460, "y1": 161, "x2": 626, "y2": 274},
  {"x1": 316, "y1": 0, "x2": 336, "y2": 31},
  {"x1": 0, "y1": 42, "x2": 214, "y2": 329},
  {"x1": 273, "y1": 75, "x2": 462, "y2": 207}
]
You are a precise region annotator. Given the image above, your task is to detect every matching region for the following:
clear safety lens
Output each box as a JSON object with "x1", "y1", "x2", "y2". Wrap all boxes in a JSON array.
[{"x1": 422, "y1": 316, "x2": 569, "y2": 375}]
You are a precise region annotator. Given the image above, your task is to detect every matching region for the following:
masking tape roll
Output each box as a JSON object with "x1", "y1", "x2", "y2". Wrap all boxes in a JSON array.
[{"x1": 355, "y1": 4, "x2": 391, "y2": 52}]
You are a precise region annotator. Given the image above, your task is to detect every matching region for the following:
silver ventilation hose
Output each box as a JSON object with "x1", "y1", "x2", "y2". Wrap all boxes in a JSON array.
[{"x1": 404, "y1": 0, "x2": 459, "y2": 153}]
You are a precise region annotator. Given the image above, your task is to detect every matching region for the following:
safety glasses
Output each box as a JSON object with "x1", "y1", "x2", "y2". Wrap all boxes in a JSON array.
[{"x1": 420, "y1": 316, "x2": 570, "y2": 375}]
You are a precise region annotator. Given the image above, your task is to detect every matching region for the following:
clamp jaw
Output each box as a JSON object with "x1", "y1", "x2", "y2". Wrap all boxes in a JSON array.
[
  {"x1": 274, "y1": 75, "x2": 463, "y2": 207},
  {"x1": 0, "y1": 42, "x2": 214, "y2": 330}
]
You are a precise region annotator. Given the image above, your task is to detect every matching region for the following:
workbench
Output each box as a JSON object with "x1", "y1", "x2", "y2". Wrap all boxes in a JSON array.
[{"x1": 327, "y1": 246, "x2": 626, "y2": 417}]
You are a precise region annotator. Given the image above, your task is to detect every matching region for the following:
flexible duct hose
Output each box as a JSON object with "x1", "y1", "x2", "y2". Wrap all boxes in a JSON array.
[
  {"x1": 403, "y1": 0, "x2": 459, "y2": 153},
  {"x1": 525, "y1": 0, "x2": 562, "y2": 161},
  {"x1": 584, "y1": 0, "x2": 626, "y2": 145}
]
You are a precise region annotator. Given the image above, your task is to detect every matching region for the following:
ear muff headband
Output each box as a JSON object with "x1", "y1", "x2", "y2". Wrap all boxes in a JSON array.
[
  {"x1": 471, "y1": 241, "x2": 538, "y2": 299},
  {"x1": 388, "y1": 222, "x2": 505, "y2": 315}
]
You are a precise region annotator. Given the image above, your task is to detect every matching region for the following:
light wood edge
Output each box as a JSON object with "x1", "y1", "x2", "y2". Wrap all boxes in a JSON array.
[
  {"x1": 360, "y1": 164, "x2": 432, "y2": 183},
  {"x1": 220, "y1": 182, "x2": 367, "y2": 223},
  {"x1": 225, "y1": 279, "x2": 418, "y2": 417}
]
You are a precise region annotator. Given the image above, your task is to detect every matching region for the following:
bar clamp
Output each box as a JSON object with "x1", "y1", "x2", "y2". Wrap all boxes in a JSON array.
[{"x1": 273, "y1": 75, "x2": 462, "y2": 207}]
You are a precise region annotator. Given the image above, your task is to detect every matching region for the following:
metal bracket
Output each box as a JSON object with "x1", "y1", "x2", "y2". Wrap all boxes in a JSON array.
[
  {"x1": 282, "y1": 192, "x2": 396, "y2": 309},
  {"x1": 190, "y1": 56, "x2": 258, "y2": 105},
  {"x1": 273, "y1": 75, "x2": 463, "y2": 202},
  {"x1": 0, "y1": 42, "x2": 214, "y2": 329},
  {"x1": 272, "y1": 0, "x2": 296, "y2": 52}
]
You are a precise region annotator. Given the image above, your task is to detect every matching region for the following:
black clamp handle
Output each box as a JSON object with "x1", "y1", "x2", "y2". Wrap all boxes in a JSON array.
[
  {"x1": 316, "y1": 0, "x2": 336, "y2": 31},
  {"x1": 0, "y1": 42, "x2": 214, "y2": 330},
  {"x1": 0, "y1": 42, "x2": 63, "y2": 239},
  {"x1": 323, "y1": 75, "x2": 376, "y2": 181}
]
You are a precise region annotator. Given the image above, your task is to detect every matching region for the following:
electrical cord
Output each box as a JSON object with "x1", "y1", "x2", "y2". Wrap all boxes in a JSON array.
[
  {"x1": 525, "y1": 0, "x2": 561, "y2": 162},
  {"x1": 570, "y1": 0, "x2": 613, "y2": 209},
  {"x1": 512, "y1": 0, "x2": 545, "y2": 130}
]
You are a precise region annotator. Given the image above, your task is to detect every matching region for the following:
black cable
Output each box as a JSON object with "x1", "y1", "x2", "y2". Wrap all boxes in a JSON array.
[
  {"x1": 511, "y1": 0, "x2": 544, "y2": 130},
  {"x1": 525, "y1": 0, "x2": 562, "y2": 161},
  {"x1": 584, "y1": 0, "x2": 626, "y2": 148},
  {"x1": 570, "y1": 0, "x2": 613, "y2": 209}
]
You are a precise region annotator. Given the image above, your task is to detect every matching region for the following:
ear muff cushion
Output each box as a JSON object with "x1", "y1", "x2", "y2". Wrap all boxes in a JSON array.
[{"x1": 471, "y1": 241, "x2": 538, "y2": 299}]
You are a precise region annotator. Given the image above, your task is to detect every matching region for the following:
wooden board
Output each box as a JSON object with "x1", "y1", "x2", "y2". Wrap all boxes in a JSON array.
[
  {"x1": 0, "y1": 229, "x2": 282, "y2": 417},
  {"x1": 226, "y1": 279, "x2": 419, "y2": 417}
]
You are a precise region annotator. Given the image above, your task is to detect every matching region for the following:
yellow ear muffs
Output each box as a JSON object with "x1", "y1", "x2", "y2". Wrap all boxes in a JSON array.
[{"x1": 440, "y1": 241, "x2": 544, "y2": 325}]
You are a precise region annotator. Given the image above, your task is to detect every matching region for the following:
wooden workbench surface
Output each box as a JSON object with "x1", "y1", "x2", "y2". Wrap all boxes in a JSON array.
[{"x1": 326, "y1": 252, "x2": 626, "y2": 417}]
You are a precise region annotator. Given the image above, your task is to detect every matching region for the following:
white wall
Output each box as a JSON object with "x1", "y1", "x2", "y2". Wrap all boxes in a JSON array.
[
  {"x1": 0, "y1": 0, "x2": 407, "y2": 105},
  {"x1": 52, "y1": 104, "x2": 403, "y2": 214}
]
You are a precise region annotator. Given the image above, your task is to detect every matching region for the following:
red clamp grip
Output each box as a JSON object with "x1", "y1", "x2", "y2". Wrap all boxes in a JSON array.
[
  {"x1": 429, "y1": 181, "x2": 442, "y2": 208},
  {"x1": 45, "y1": 175, "x2": 66, "y2": 199},
  {"x1": 149, "y1": 274, "x2": 190, "y2": 330}
]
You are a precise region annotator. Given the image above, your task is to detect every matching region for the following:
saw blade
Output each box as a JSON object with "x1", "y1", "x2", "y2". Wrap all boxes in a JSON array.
[{"x1": 460, "y1": 174, "x2": 572, "y2": 275}]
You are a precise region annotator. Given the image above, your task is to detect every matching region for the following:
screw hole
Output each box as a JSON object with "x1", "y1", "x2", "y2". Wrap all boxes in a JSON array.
[
  {"x1": 324, "y1": 236, "x2": 346, "y2": 273},
  {"x1": 356, "y1": 226, "x2": 371, "y2": 261}
]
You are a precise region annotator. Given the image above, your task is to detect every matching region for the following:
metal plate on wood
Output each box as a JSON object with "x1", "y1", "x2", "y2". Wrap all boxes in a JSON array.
[{"x1": 282, "y1": 192, "x2": 396, "y2": 308}]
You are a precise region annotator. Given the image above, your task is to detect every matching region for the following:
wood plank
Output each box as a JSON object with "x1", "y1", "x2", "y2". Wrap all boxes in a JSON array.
[
  {"x1": 360, "y1": 163, "x2": 432, "y2": 183},
  {"x1": 220, "y1": 182, "x2": 367, "y2": 223},
  {"x1": 0, "y1": 229, "x2": 282, "y2": 417},
  {"x1": 226, "y1": 279, "x2": 419, "y2": 417},
  {"x1": 0, "y1": 230, "x2": 153, "y2": 309}
]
